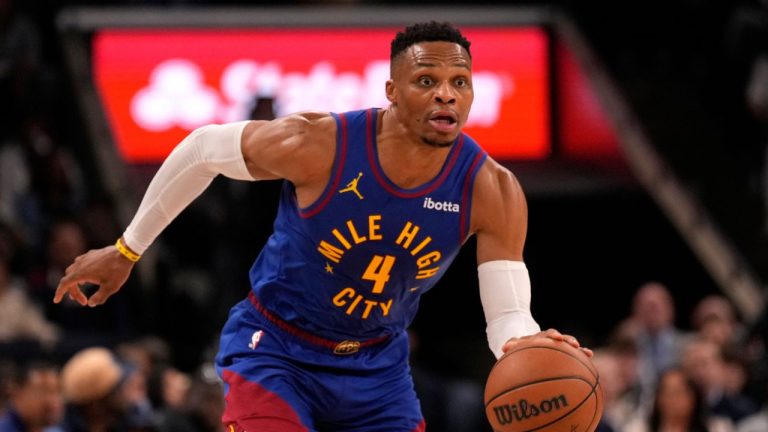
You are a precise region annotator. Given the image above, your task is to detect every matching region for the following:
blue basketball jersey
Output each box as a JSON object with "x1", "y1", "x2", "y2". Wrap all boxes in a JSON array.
[{"x1": 248, "y1": 108, "x2": 487, "y2": 341}]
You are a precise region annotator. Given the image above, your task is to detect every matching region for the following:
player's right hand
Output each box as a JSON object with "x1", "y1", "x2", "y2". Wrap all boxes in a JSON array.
[
  {"x1": 502, "y1": 328, "x2": 594, "y2": 358},
  {"x1": 53, "y1": 245, "x2": 135, "y2": 307}
]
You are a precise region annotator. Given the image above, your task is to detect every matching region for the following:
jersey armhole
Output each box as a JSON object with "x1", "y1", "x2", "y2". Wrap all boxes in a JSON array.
[
  {"x1": 459, "y1": 150, "x2": 488, "y2": 243},
  {"x1": 298, "y1": 112, "x2": 348, "y2": 218}
]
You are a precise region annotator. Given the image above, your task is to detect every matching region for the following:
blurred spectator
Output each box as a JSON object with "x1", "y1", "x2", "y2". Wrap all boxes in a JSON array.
[
  {"x1": 21, "y1": 118, "x2": 85, "y2": 222},
  {"x1": 625, "y1": 367, "x2": 733, "y2": 432},
  {"x1": 609, "y1": 334, "x2": 645, "y2": 426},
  {"x1": 0, "y1": 136, "x2": 31, "y2": 244},
  {"x1": 743, "y1": 308, "x2": 768, "y2": 406},
  {"x1": 0, "y1": 360, "x2": 10, "y2": 417},
  {"x1": 737, "y1": 381, "x2": 768, "y2": 432},
  {"x1": 0, "y1": 361, "x2": 63, "y2": 432},
  {"x1": 0, "y1": 250, "x2": 58, "y2": 347},
  {"x1": 682, "y1": 337, "x2": 759, "y2": 424},
  {"x1": 116, "y1": 337, "x2": 173, "y2": 386},
  {"x1": 721, "y1": 347, "x2": 753, "y2": 402},
  {"x1": 618, "y1": 282, "x2": 691, "y2": 406},
  {"x1": 28, "y1": 220, "x2": 136, "y2": 354},
  {"x1": 179, "y1": 370, "x2": 225, "y2": 432},
  {"x1": 116, "y1": 337, "x2": 200, "y2": 430},
  {"x1": 27, "y1": 219, "x2": 85, "y2": 305},
  {"x1": 59, "y1": 347, "x2": 154, "y2": 432},
  {"x1": 692, "y1": 295, "x2": 746, "y2": 350},
  {"x1": 592, "y1": 349, "x2": 625, "y2": 432}
]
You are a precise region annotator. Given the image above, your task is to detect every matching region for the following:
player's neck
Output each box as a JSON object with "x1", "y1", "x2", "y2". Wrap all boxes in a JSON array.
[{"x1": 377, "y1": 108, "x2": 452, "y2": 189}]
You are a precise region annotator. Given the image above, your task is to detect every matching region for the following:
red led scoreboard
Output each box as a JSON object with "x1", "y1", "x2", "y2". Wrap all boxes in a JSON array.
[{"x1": 92, "y1": 27, "x2": 551, "y2": 164}]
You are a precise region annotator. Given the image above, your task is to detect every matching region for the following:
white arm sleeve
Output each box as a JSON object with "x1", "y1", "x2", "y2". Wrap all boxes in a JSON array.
[
  {"x1": 479, "y1": 260, "x2": 541, "y2": 359},
  {"x1": 123, "y1": 121, "x2": 255, "y2": 254}
]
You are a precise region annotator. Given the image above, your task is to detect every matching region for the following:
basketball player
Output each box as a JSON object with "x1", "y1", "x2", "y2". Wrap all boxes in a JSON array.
[{"x1": 54, "y1": 22, "x2": 591, "y2": 431}]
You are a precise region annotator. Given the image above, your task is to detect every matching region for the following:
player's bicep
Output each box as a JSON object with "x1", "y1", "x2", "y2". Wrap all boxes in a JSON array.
[{"x1": 471, "y1": 160, "x2": 528, "y2": 264}]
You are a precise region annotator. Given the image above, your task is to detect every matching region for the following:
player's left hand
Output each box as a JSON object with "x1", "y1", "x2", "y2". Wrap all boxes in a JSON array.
[{"x1": 501, "y1": 328, "x2": 594, "y2": 358}]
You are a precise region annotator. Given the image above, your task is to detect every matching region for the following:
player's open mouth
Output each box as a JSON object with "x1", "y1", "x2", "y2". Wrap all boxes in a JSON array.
[{"x1": 428, "y1": 111, "x2": 458, "y2": 133}]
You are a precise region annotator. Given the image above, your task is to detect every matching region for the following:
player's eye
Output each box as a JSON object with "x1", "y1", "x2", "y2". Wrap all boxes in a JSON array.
[
  {"x1": 418, "y1": 76, "x2": 433, "y2": 86},
  {"x1": 455, "y1": 78, "x2": 469, "y2": 88}
]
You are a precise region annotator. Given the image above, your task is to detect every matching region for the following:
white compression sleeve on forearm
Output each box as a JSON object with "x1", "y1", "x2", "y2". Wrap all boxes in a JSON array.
[
  {"x1": 122, "y1": 121, "x2": 255, "y2": 254},
  {"x1": 479, "y1": 260, "x2": 541, "y2": 359}
]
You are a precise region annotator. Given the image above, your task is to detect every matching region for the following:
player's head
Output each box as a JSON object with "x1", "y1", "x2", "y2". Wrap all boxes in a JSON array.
[
  {"x1": 386, "y1": 22, "x2": 473, "y2": 147},
  {"x1": 6, "y1": 361, "x2": 64, "y2": 428},
  {"x1": 390, "y1": 21, "x2": 471, "y2": 66}
]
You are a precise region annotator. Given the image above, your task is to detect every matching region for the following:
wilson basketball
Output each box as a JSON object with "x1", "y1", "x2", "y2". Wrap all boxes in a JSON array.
[{"x1": 484, "y1": 338, "x2": 603, "y2": 432}]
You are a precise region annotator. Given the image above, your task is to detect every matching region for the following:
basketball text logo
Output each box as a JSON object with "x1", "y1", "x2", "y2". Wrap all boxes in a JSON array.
[{"x1": 492, "y1": 394, "x2": 569, "y2": 425}]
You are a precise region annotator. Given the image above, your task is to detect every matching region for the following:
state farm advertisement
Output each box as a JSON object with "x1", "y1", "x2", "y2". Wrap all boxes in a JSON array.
[{"x1": 93, "y1": 28, "x2": 550, "y2": 164}]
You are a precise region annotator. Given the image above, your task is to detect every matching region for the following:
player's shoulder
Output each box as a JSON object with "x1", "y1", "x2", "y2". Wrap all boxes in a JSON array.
[
  {"x1": 470, "y1": 156, "x2": 527, "y2": 236},
  {"x1": 473, "y1": 156, "x2": 524, "y2": 200}
]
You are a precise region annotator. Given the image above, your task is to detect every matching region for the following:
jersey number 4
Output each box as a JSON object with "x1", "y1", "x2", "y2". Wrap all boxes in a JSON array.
[{"x1": 363, "y1": 255, "x2": 396, "y2": 294}]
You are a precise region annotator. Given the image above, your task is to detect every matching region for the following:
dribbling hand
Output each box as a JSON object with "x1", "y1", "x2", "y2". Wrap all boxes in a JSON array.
[
  {"x1": 53, "y1": 245, "x2": 135, "y2": 307},
  {"x1": 501, "y1": 328, "x2": 594, "y2": 358}
]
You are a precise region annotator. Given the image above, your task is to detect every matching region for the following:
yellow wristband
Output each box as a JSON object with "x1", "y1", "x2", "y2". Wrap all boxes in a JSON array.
[{"x1": 115, "y1": 238, "x2": 141, "y2": 262}]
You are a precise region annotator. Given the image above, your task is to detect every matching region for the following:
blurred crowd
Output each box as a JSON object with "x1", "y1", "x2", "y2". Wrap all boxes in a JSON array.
[
  {"x1": 1, "y1": 0, "x2": 768, "y2": 431},
  {"x1": 594, "y1": 283, "x2": 768, "y2": 432}
]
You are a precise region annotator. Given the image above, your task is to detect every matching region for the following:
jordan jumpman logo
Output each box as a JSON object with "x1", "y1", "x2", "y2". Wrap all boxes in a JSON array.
[{"x1": 339, "y1": 172, "x2": 364, "y2": 200}]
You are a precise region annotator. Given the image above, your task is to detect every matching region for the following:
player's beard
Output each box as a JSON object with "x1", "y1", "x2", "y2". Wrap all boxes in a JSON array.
[{"x1": 420, "y1": 135, "x2": 454, "y2": 148}]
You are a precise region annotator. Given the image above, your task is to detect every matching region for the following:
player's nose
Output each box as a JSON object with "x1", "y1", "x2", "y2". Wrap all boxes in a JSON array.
[{"x1": 433, "y1": 81, "x2": 456, "y2": 105}]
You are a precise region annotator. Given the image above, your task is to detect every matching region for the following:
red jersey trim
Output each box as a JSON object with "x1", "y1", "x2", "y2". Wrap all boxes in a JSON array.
[
  {"x1": 459, "y1": 152, "x2": 487, "y2": 242},
  {"x1": 299, "y1": 113, "x2": 348, "y2": 218},
  {"x1": 247, "y1": 292, "x2": 390, "y2": 351},
  {"x1": 365, "y1": 108, "x2": 465, "y2": 199}
]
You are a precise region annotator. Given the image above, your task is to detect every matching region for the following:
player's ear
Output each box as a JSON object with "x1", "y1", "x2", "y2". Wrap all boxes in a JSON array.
[{"x1": 385, "y1": 79, "x2": 396, "y2": 105}]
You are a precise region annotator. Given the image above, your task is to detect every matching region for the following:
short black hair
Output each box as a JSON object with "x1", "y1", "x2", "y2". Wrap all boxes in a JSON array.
[
  {"x1": 390, "y1": 21, "x2": 471, "y2": 61},
  {"x1": 6, "y1": 360, "x2": 58, "y2": 387}
]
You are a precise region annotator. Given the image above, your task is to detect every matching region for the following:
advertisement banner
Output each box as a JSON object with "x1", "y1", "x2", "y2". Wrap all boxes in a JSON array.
[{"x1": 93, "y1": 27, "x2": 550, "y2": 163}]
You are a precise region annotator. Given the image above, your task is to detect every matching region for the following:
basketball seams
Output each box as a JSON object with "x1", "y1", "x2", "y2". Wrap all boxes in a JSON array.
[{"x1": 585, "y1": 378, "x2": 603, "y2": 431}]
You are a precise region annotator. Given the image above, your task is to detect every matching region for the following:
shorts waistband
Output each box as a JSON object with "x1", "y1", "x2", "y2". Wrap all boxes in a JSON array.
[{"x1": 247, "y1": 291, "x2": 391, "y2": 355}]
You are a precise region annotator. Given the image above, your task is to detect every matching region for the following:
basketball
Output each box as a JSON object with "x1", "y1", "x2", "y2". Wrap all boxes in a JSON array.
[{"x1": 484, "y1": 338, "x2": 603, "y2": 432}]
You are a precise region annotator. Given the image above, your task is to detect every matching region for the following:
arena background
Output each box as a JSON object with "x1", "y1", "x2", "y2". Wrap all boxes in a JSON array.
[{"x1": 0, "y1": 0, "x2": 766, "y2": 431}]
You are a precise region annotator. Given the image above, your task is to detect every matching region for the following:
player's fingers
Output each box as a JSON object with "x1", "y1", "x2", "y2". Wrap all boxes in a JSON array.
[
  {"x1": 65, "y1": 261, "x2": 78, "y2": 275},
  {"x1": 53, "y1": 279, "x2": 88, "y2": 306},
  {"x1": 561, "y1": 334, "x2": 581, "y2": 348},
  {"x1": 580, "y1": 347, "x2": 594, "y2": 358},
  {"x1": 542, "y1": 328, "x2": 565, "y2": 340},
  {"x1": 87, "y1": 284, "x2": 117, "y2": 307}
]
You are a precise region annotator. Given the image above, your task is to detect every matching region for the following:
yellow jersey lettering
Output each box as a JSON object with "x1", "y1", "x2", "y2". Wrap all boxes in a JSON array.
[
  {"x1": 416, "y1": 251, "x2": 441, "y2": 268},
  {"x1": 416, "y1": 267, "x2": 440, "y2": 279},
  {"x1": 379, "y1": 299, "x2": 393, "y2": 316},
  {"x1": 346, "y1": 294, "x2": 364, "y2": 315},
  {"x1": 410, "y1": 236, "x2": 432, "y2": 256},
  {"x1": 369, "y1": 215, "x2": 382, "y2": 240},
  {"x1": 333, "y1": 287, "x2": 355, "y2": 306},
  {"x1": 332, "y1": 229, "x2": 352, "y2": 250},
  {"x1": 332, "y1": 287, "x2": 394, "y2": 320},
  {"x1": 347, "y1": 220, "x2": 367, "y2": 244},
  {"x1": 395, "y1": 222, "x2": 420, "y2": 249},
  {"x1": 318, "y1": 241, "x2": 344, "y2": 263},
  {"x1": 362, "y1": 300, "x2": 378, "y2": 319}
]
